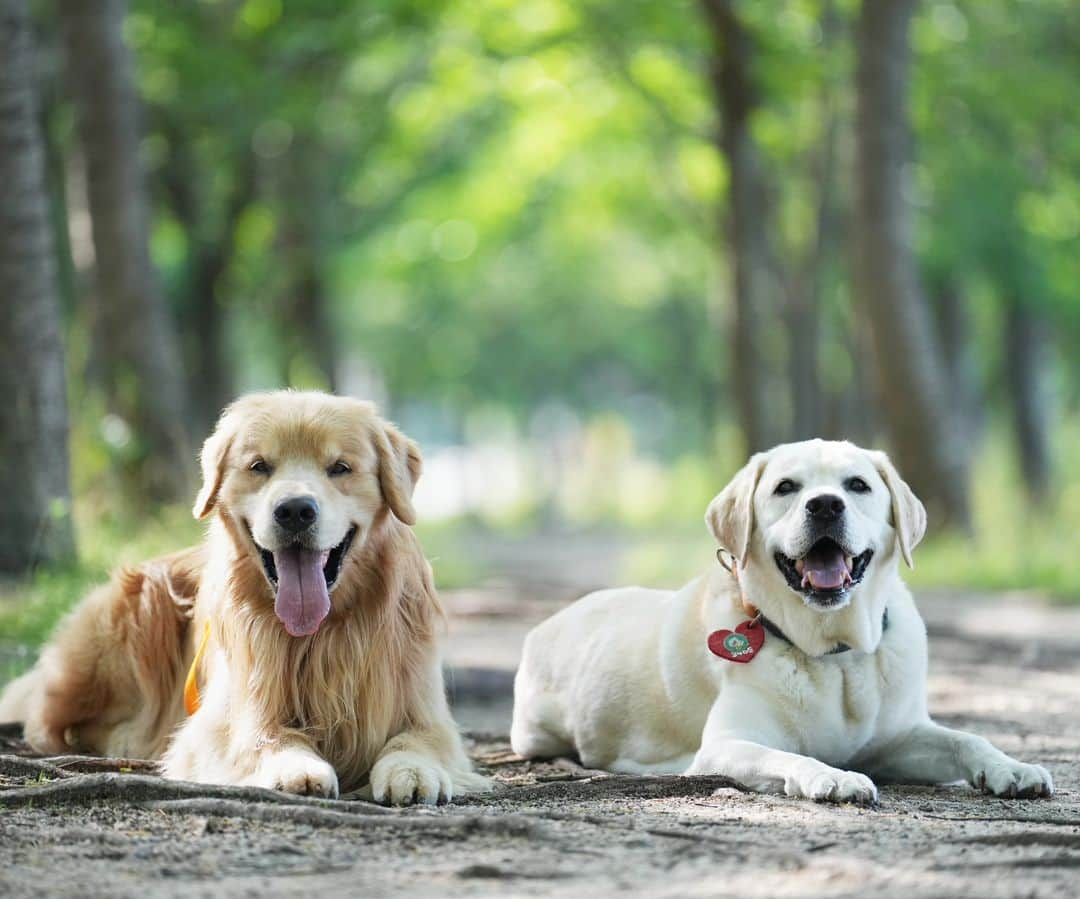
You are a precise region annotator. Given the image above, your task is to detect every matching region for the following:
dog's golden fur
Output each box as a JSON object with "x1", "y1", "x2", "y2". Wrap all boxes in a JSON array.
[{"x1": 0, "y1": 391, "x2": 486, "y2": 803}]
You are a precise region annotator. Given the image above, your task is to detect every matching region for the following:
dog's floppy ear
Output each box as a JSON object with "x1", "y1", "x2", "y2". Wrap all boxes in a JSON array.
[
  {"x1": 705, "y1": 451, "x2": 768, "y2": 566},
  {"x1": 872, "y1": 451, "x2": 926, "y2": 569},
  {"x1": 192, "y1": 411, "x2": 236, "y2": 520},
  {"x1": 373, "y1": 419, "x2": 422, "y2": 526}
]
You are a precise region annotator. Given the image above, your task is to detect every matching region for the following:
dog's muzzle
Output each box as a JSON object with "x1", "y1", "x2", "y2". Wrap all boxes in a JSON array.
[
  {"x1": 774, "y1": 530, "x2": 873, "y2": 607},
  {"x1": 249, "y1": 524, "x2": 358, "y2": 637}
]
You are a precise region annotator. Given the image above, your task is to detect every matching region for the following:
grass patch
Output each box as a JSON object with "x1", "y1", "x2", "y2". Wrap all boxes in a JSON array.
[{"x1": 908, "y1": 427, "x2": 1080, "y2": 599}]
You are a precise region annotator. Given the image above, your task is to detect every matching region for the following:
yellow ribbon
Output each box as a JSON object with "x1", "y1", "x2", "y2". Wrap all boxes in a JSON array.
[{"x1": 183, "y1": 620, "x2": 211, "y2": 716}]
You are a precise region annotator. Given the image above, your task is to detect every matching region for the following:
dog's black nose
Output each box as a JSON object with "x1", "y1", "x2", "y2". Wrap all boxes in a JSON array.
[
  {"x1": 273, "y1": 496, "x2": 319, "y2": 533},
  {"x1": 806, "y1": 493, "x2": 845, "y2": 521}
]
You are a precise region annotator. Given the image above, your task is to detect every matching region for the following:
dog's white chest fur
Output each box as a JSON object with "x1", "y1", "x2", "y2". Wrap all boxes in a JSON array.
[{"x1": 759, "y1": 639, "x2": 895, "y2": 764}]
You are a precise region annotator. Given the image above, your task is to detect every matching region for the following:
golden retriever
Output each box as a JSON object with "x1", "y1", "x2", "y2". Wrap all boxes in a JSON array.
[{"x1": 0, "y1": 391, "x2": 488, "y2": 804}]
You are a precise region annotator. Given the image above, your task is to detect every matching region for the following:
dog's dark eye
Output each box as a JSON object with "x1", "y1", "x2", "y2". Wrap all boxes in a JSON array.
[
  {"x1": 774, "y1": 479, "x2": 799, "y2": 496},
  {"x1": 328, "y1": 460, "x2": 351, "y2": 477},
  {"x1": 249, "y1": 459, "x2": 271, "y2": 475},
  {"x1": 846, "y1": 477, "x2": 871, "y2": 494}
]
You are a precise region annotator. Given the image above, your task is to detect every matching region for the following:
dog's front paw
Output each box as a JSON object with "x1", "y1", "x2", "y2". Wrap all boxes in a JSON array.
[
  {"x1": 786, "y1": 764, "x2": 878, "y2": 805},
  {"x1": 255, "y1": 748, "x2": 339, "y2": 798},
  {"x1": 370, "y1": 750, "x2": 453, "y2": 806},
  {"x1": 973, "y1": 759, "x2": 1053, "y2": 799}
]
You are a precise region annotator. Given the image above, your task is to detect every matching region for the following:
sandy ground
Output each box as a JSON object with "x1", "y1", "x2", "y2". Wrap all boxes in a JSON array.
[{"x1": 1, "y1": 574, "x2": 1078, "y2": 898}]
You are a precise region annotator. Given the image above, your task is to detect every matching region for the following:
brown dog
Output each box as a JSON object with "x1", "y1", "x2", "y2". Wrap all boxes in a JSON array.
[{"x1": 0, "y1": 391, "x2": 487, "y2": 803}]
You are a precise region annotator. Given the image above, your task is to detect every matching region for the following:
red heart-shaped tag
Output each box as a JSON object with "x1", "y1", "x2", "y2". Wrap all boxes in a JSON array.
[{"x1": 707, "y1": 619, "x2": 765, "y2": 663}]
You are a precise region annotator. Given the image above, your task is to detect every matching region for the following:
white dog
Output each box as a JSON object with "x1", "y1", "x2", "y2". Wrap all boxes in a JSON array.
[{"x1": 512, "y1": 440, "x2": 1053, "y2": 803}]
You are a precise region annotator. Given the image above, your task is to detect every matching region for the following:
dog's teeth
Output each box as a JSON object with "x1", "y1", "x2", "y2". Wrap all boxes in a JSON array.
[
  {"x1": 795, "y1": 559, "x2": 805, "y2": 574},
  {"x1": 844, "y1": 554, "x2": 853, "y2": 571},
  {"x1": 801, "y1": 573, "x2": 811, "y2": 588}
]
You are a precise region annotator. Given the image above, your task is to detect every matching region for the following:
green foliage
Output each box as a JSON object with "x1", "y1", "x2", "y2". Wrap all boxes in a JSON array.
[
  {"x1": 14, "y1": 0, "x2": 1078, "y2": 622},
  {"x1": 914, "y1": 0, "x2": 1080, "y2": 363},
  {"x1": 908, "y1": 421, "x2": 1080, "y2": 596},
  {"x1": 115, "y1": 0, "x2": 1080, "y2": 438}
]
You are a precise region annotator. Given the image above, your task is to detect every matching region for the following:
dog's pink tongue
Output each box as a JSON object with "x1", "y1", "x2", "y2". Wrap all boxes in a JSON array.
[
  {"x1": 801, "y1": 545, "x2": 850, "y2": 591},
  {"x1": 273, "y1": 546, "x2": 331, "y2": 637}
]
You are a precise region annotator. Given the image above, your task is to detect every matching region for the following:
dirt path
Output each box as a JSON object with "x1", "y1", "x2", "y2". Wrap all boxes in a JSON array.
[{"x1": 2, "y1": 586, "x2": 1078, "y2": 898}]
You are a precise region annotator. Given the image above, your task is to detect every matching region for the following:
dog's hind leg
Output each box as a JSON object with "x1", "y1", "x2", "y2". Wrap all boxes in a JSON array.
[
  {"x1": 19, "y1": 580, "x2": 126, "y2": 754},
  {"x1": 510, "y1": 640, "x2": 576, "y2": 761},
  {"x1": 510, "y1": 690, "x2": 574, "y2": 760},
  {"x1": 21, "y1": 561, "x2": 192, "y2": 758},
  {"x1": 0, "y1": 668, "x2": 39, "y2": 724}
]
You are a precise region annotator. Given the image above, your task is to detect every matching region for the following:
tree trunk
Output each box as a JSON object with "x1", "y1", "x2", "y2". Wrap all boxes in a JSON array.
[
  {"x1": 785, "y1": 1, "x2": 841, "y2": 443},
  {"x1": 186, "y1": 248, "x2": 234, "y2": 433},
  {"x1": 287, "y1": 257, "x2": 338, "y2": 392},
  {"x1": 930, "y1": 279, "x2": 981, "y2": 443},
  {"x1": 785, "y1": 282, "x2": 820, "y2": 442},
  {"x1": 701, "y1": 0, "x2": 780, "y2": 455},
  {"x1": 158, "y1": 127, "x2": 254, "y2": 436},
  {"x1": 784, "y1": 119, "x2": 833, "y2": 442},
  {"x1": 1004, "y1": 298, "x2": 1052, "y2": 503},
  {"x1": 59, "y1": 0, "x2": 191, "y2": 503},
  {"x1": 276, "y1": 142, "x2": 338, "y2": 392},
  {"x1": 40, "y1": 80, "x2": 78, "y2": 323},
  {"x1": 0, "y1": 0, "x2": 76, "y2": 572},
  {"x1": 853, "y1": 0, "x2": 970, "y2": 529}
]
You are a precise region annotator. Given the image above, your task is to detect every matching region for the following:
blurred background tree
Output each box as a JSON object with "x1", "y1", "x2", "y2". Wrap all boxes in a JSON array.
[
  {"x1": 0, "y1": 0, "x2": 75, "y2": 572},
  {"x1": 853, "y1": 0, "x2": 970, "y2": 528},
  {"x1": 59, "y1": 0, "x2": 193, "y2": 503},
  {"x1": 1, "y1": 0, "x2": 1079, "y2": 625}
]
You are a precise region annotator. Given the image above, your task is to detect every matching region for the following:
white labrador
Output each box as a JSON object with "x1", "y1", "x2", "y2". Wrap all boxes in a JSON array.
[{"x1": 512, "y1": 440, "x2": 1053, "y2": 803}]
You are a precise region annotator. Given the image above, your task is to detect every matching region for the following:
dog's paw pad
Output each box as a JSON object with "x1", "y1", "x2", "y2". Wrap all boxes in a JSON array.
[{"x1": 370, "y1": 751, "x2": 452, "y2": 806}]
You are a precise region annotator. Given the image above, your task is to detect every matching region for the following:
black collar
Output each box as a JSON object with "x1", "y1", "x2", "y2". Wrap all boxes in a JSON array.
[{"x1": 759, "y1": 608, "x2": 889, "y2": 656}]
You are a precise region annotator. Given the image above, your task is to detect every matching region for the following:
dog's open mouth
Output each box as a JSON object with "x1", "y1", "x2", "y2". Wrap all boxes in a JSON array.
[
  {"x1": 774, "y1": 538, "x2": 873, "y2": 606},
  {"x1": 258, "y1": 526, "x2": 357, "y2": 592},
  {"x1": 254, "y1": 526, "x2": 357, "y2": 637}
]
